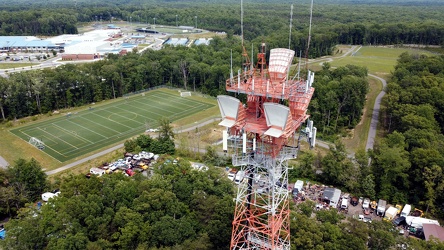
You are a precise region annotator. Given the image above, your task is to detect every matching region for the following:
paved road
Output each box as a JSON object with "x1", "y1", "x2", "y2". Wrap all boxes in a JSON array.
[
  {"x1": 366, "y1": 74, "x2": 387, "y2": 151},
  {"x1": 45, "y1": 117, "x2": 221, "y2": 175}
]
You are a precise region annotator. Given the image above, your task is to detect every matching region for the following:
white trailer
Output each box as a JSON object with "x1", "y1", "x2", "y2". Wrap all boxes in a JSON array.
[
  {"x1": 406, "y1": 216, "x2": 440, "y2": 229},
  {"x1": 401, "y1": 204, "x2": 411, "y2": 217},
  {"x1": 377, "y1": 199, "x2": 387, "y2": 216}
]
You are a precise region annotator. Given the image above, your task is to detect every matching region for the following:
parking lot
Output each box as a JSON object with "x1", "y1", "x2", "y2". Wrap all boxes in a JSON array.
[{"x1": 292, "y1": 182, "x2": 383, "y2": 223}]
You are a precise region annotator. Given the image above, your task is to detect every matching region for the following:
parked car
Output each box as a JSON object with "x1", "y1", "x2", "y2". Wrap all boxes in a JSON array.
[
  {"x1": 350, "y1": 197, "x2": 359, "y2": 206},
  {"x1": 341, "y1": 196, "x2": 349, "y2": 209},
  {"x1": 363, "y1": 198, "x2": 370, "y2": 209},
  {"x1": 125, "y1": 169, "x2": 136, "y2": 177}
]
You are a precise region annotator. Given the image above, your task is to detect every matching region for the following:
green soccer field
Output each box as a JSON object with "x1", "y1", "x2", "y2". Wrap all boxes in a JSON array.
[{"x1": 10, "y1": 90, "x2": 214, "y2": 162}]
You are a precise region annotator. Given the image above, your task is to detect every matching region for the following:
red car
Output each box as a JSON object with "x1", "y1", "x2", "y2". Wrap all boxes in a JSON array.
[{"x1": 125, "y1": 169, "x2": 136, "y2": 177}]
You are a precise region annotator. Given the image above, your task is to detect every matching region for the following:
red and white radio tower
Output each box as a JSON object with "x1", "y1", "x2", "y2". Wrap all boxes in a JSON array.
[{"x1": 217, "y1": 42, "x2": 315, "y2": 249}]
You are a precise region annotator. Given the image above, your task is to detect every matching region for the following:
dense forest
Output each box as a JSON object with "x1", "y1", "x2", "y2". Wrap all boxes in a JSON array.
[
  {"x1": 291, "y1": 53, "x2": 444, "y2": 222},
  {"x1": 3, "y1": 156, "x2": 444, "y2": 249},
  {"x1": 0, "y1": 37, "x2": 368, "y2": 139},
  {"x1": 0, "y1": 158, "x2": 235, "y2": 249},
  {"x1": 0, "y1": 1, "x2": 443, "y2": 55},
  {"x1": 375, "y1": 53, "x2": 444, "y2": 217}
]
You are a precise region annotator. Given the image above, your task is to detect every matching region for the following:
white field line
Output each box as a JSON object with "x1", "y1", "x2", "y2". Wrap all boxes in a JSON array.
[
  {"x1": 18, "y1": 129, "x2": 63, "y2": 162},
  {"x1": 82, "y1": 109, "x2": 138, "y2": 129},
  {"x1": 52, "y1": 122, "x2": 94, "y2": 144},
  {"x1": 37, "y1": 127, "x2": 79, "y2": 149}
]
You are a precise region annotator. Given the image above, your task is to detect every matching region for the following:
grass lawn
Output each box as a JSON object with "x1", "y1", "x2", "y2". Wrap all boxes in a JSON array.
[
  {"x1": 0, "y1": 63, "x2": 37, "y2": 69},
  {"x1": 307, "y1": 45, "x2": 434, "y2": 152},
  {"x1": 341, "y1": 77, "x2": 382, "y2": 152},
  {"x1": 329, "y1": 46, "x2": 433, "y2": 76},
  {"x1": 9, "y1": 89, "x2": 214, "y2": 163}
]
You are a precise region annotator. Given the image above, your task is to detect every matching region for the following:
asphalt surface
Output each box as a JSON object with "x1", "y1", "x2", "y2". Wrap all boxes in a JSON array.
[{"x1": 366, "y1": 74, "x2": 387, "y2": 151}]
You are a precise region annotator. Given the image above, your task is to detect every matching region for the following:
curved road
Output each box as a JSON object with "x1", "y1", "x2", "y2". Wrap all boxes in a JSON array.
[{"x1": 366, "y1": 74, "x2": 387, "y2": 151}]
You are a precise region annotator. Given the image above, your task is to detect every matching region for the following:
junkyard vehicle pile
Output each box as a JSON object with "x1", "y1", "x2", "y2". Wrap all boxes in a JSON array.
[{"x1": 87, "y1": 151, "x2": 159, "y2": 177}]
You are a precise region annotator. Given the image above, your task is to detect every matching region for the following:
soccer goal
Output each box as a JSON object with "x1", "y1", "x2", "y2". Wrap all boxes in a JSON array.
[
  {"x1": 180, "y1": 91, "x2": 192, "y2": 97},
  {"x1": 29, "y1": 137, "x2": 45, "y2": 150}
]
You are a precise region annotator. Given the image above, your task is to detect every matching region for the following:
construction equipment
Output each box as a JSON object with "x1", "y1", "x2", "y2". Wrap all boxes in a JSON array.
[
  {"x1": 370, "y1": 200, "x2": 377, "y2": 210},
  {"x1": 395, "y1": 204, "x2": 403, "y2": 215},
  {"x1": 412, "y1": 208, "x2": 424, "y2": 217}
]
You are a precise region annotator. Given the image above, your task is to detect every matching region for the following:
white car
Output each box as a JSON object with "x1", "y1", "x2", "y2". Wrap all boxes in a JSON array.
[
  {"x1": 363, "y1": 198, "x2": 370, "y2": 209},
  {"x1": 228, "y1": 171, "x2": 236, "y2": 181}
]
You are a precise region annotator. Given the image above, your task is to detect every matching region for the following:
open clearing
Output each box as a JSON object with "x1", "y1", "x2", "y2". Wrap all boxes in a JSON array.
[
  {"x1": 10, "y1": 89, "x2": 214, "y2": 162},
  {"x1": 328, "y1": 46, "x2": 433, "y2": 76}
]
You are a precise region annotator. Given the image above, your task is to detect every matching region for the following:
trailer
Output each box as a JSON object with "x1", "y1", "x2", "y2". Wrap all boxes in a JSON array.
[
  {"x1": 384, "y1": 206, "x2": 398, "y2": 221},
  {"x1": 406, "y1": 216, "x2": 440, "y2": 229},
  {"x1": 377, "y1": 199, "x2": 387, "y2": 216}
]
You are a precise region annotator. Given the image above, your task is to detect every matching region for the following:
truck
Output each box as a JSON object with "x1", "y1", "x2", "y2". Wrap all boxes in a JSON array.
[
  {"x1": 234, "y1": 170, "x2": 245, "y2": 185},
  {"x1": 384, "y1": 206, "x2": 398, "y2": 221},
  {"x1": 395, "y1": 204, "x2": 403, "y2": 215},
  {"x1": 293, "y1": 180, "x2": 304, "y2": 196},
  {"x1": 401, "y1": 204, "x2": 411, "y2": 217},
  {"x1": 377, "y1": 199, "x2": 387, "y2": 216},
  {"x1": 405, "y1": 216, "x2": 440, "y2": 229}
]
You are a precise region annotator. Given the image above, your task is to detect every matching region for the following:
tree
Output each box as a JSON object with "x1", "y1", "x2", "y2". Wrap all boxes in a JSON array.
[
  {"x1": 361, "y1": 174, "x2": 376, "y2": 200},
  {"x1": 297, "y1": 151, "x2": 316, "y2": 180},
  {"x1": 158, "y1": 117, "x2": 174, "y2": 141},
  {"x1": 7, "y1": 158, "x2": 48, "y2": 202}
]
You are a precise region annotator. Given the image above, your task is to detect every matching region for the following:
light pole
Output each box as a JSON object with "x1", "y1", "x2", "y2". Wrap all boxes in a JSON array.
[
  {"x1": 176, "y1": 15, "x2": 178, "y2": 27},
  {"x1": 153, "y1": 17, "x2": 156, "y2": 26},
  {"x1": 194, "y1": 16, "x2": 197, "y2": 29},
  {"x1": 130, "y1": 16, "x2": 132, "y2": 30}
]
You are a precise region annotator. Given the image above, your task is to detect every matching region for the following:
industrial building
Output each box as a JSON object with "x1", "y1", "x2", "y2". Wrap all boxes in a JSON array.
[
  {"x1": 0, "y1": 28, "x2": 135, "y2": 61},
  {"x1": 0, "y1": 36, "x2": 62, "y2": 53}
]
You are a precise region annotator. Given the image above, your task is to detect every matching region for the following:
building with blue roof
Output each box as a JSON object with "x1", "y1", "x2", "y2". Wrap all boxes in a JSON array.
[
  {"x1": 164, "y1": 38, "x2": 189, "y2": 46},
  {"x1": 0, "y1": 36, "x2": 62, "y2": 52},
  {"x1": 194, "y1": 38, "x2": 212, "y2": 46}
]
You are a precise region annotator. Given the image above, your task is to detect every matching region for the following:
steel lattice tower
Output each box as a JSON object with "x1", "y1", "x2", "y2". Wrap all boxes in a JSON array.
[{"x1": 217, "y1": 44, "x2": 315, "y2": 250}]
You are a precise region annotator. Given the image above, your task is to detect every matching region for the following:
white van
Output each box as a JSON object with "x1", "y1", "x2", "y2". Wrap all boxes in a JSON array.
[{"x1": 401, "y1": 204, "x2": 411, "y2": 217}]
